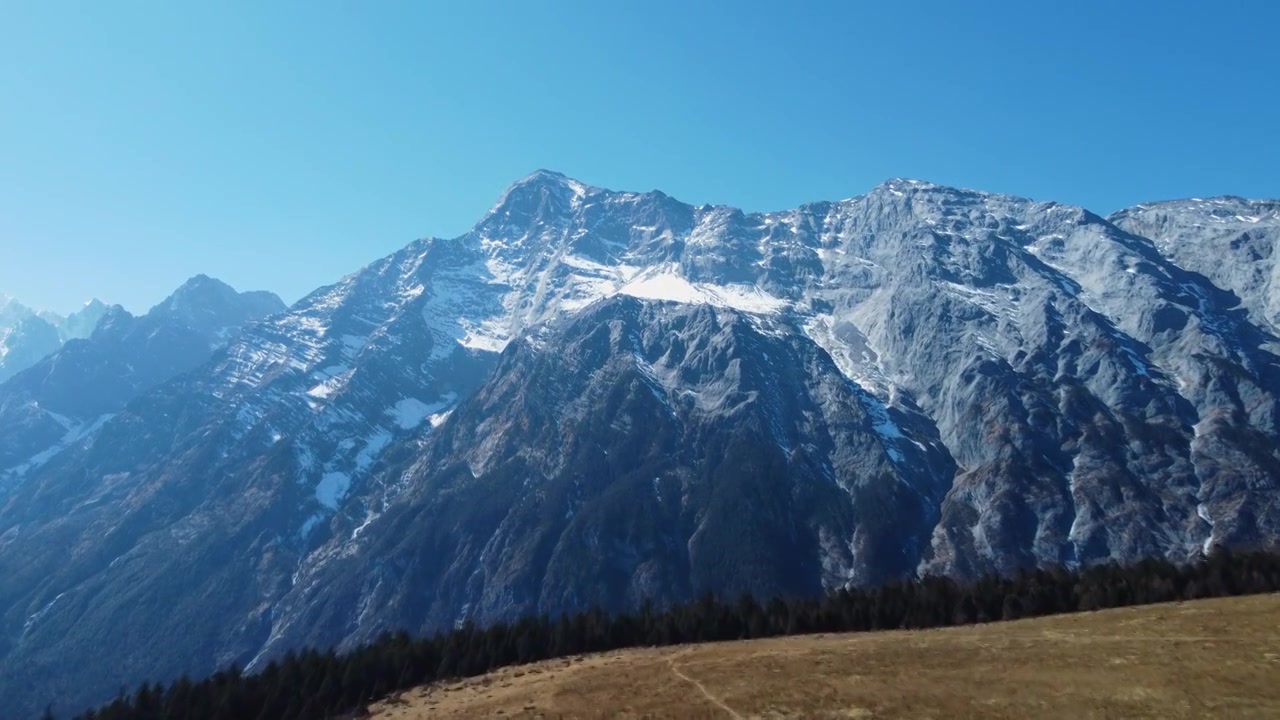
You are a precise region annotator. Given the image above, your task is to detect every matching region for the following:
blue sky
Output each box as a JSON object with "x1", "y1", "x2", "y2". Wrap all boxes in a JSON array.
[{"x1": 1, "y1": 1, "x2": 1277, "y2": 314}]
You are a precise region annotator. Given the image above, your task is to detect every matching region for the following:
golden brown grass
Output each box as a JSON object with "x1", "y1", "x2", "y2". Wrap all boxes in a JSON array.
[{"x1": 368, "y1": 593, "x2": 1280, "y2": 719}]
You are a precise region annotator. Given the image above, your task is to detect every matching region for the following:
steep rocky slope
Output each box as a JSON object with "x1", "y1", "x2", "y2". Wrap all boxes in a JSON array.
[
  {"x1": 253, "y1": 296, "x2": 955, "y2": 658},
  {"x1": 1109, "y1": 197, "x2": 1280, "y2": 340}
]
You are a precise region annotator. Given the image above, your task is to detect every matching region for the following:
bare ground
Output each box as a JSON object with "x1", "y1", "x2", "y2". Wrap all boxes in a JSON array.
[{"x1": 369, "y1": 593, "x2": 1280, "y2": 719}]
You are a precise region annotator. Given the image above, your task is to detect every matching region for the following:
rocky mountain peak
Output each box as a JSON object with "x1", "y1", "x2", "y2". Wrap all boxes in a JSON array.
[
  {"x1": 484, "y1": 169, "x2": 595, "y2": 221},
  {"x1": 0, "y1": 314, "x2": 61, "y2": 384},
  {"x1": 57, "y1": 298, "x2": 111, "y2": 341},
  {"x1": 506, "y1": 168, "x2": 590, "y2": 195},
  {"x1": 1109, "y1": 195, "x2": 1280, "y2": 232},
  {"x1": 90, "y1": 304, "x2": 136, "y2": 334},
  {"x1": 148, "y1": 275, "x2": 286, "y2": 343},
  {"x1": 0, "y1": 294, "x2": 33, "y2": 328},
  {"x1": 0, "y1": 294, "x2": 119, "y2": 384},
  {"x1": 156, "y1": 273, "x2": 239, "y2": 307},
  {"x1": 874, "y1": 177, "x2": 949, "y2": 194}
]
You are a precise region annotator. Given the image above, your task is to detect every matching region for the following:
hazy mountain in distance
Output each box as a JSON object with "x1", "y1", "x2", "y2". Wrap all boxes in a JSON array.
[
  {"x1": 0, "y1": 296, "x2": 113, "y2": 384},
  {"x1": 0, "y1": 277, "x2": 285, "y2": 489}
]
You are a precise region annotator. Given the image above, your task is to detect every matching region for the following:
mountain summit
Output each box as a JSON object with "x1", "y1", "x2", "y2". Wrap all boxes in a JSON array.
[
  {"x1": 149, "y1": 274, "x2": 286, "y2": 341},
  {"x1": 0, "y1": 295, "x2": 111, "y2": 383}
]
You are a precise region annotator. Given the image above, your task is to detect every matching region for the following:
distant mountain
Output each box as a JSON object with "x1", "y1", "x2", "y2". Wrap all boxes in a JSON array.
[
  {"x1": 0, "y1": 297, "x2": 112, "y2": 383},
  {"x1": 54, "y1": 299, "x2": 111, "y2": 343},
  {"x1": 149, "y1": 274, "x2": 290, "y2": 343},
  {"x1": 1, "y1": 296, "x2": 61, "y2": 385},
  {"x1": 0, "y1": 314, "x2": 61, "y2": 385},
  {"x1": 0, "y1": 277, "x2": 285, "y2": 489},
  {"x1": 0, "y1": 294, "x2": 32, "y2": 328},
  {"x1": 1, "y1": 173, "x2": 1278, "y2": 717}
]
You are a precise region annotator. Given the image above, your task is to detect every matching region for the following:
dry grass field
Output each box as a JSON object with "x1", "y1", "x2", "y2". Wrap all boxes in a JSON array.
[{"x1": 368, "y1": 593, "x2": 1280, "y2": 719}]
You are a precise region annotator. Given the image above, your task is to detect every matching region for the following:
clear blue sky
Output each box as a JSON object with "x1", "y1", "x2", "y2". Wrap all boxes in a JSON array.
[{"x1": 2, "y1": 1, "x2": 1277, "y2": 314}]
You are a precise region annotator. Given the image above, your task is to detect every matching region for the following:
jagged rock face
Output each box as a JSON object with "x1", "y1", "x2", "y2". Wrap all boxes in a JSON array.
[
  {"x1": 52, "y1": 299, "x2": 111, "y2": 343},
  {"x1": 0, "y1": 173, "x2": 1278, "y2": 717},
  {"x1": 1109, "y1": 197, "x2": 1280, "y2": 336},
  {"x1": 0, "y1": 248, "x2": 505, "y2": 715},
  {"x1": 460, "y1": 173, "x2": 1280, "y2": 574},
  {"x1": 253, "y1": 297, "x2": 955, "y2": 658},
  {"x1": 0, "y1": 297, "x2": 112, "y2": 384},
  {"x1": 0, "y1": 314, "x2": 61, "y2": 384},
  {"x1": 0, "y1": 296, "x2": 64, "y2": 385},
  {"x1": 814, "y1": 185, "x2": 1280, "y2": 576}
]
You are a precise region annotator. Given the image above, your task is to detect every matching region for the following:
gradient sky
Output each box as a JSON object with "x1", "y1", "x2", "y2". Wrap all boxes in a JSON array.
[{"x1": 2, "y1": 1, "x2": 1277, "y2": 314}]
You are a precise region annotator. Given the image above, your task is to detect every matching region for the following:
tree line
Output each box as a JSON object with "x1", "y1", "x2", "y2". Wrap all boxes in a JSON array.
[{"x1": 68, "y1": 547, "x2": 1280, "y2": 720}]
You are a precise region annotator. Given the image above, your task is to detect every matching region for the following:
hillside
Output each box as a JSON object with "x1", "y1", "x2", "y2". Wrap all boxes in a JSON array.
[{"x1": 370, "y1": 593, "x2": 1280, "y2": 719}]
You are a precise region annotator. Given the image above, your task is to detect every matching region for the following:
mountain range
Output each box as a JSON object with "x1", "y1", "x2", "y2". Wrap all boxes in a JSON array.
[
  {"x1": 1, "y1": 172, "x2": 1277, "y2": 717},
  {"x1": 0, "y1": 277, "x2": 285, "y2": 493},
  {"x1": 0, "y1": 297, "x2": 111, "y2": 384}
]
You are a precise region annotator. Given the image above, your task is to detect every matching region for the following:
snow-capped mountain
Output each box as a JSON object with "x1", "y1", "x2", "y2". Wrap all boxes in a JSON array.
[
  {"x1": 1, "y1": 172, "x2": 1278, "y2": 716},
  {"x1": 0, "y1": 294, "x2": 34, "y2": 329},
  {"x1": 0, "y1": 296, "x2": 111, "y2": 384},
  {"x1": 0, "y1": 296, "x2": 112, "y2": 384},
  {"x1": 52, "y1": 299, "x2": 111, "y2": 343},
  {"x1": 0, "y1": 314, "x2": 61, "y2": 385}
]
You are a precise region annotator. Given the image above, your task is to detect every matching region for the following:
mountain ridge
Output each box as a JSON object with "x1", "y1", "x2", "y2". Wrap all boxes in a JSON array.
[
  {"x1": 0, "y1": 277, "x2": 285, "y2": 489},
  {"x1": 0, "y1": 296, "x2": 111, "y2": 384}
]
